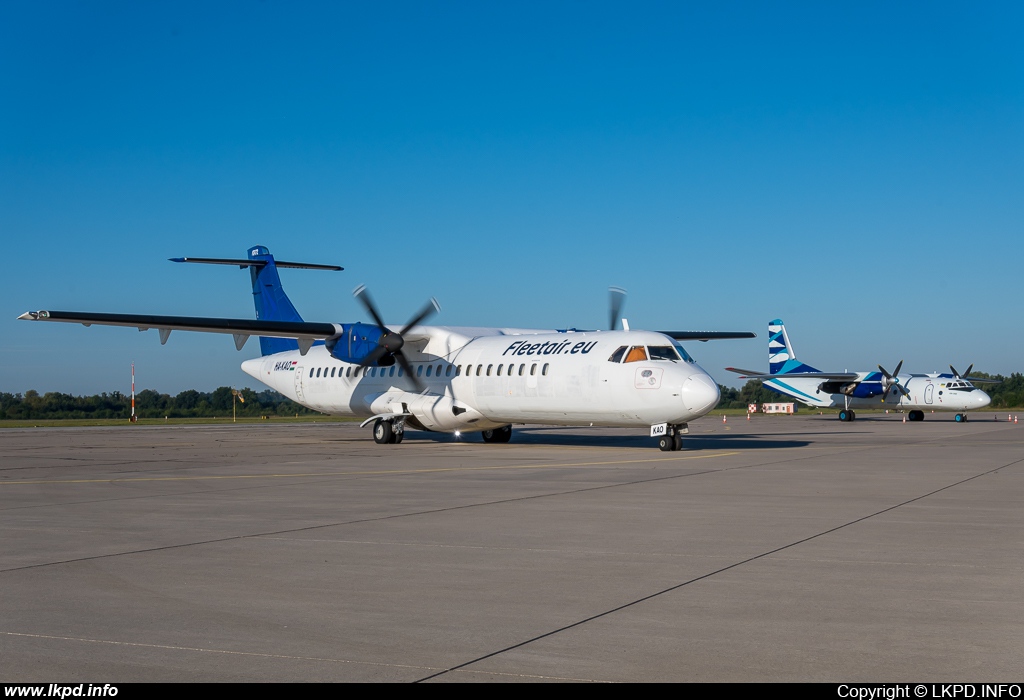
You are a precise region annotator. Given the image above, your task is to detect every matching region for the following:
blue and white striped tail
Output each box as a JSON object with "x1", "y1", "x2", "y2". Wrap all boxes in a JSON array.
[{"x1": 768, "y1": 319, "x2": 820, "y2": 375}]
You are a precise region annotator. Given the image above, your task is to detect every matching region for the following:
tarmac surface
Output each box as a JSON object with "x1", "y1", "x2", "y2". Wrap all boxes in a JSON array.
[{"x1": 1, "y1": 413, "x2": 1022, "y2": 682}]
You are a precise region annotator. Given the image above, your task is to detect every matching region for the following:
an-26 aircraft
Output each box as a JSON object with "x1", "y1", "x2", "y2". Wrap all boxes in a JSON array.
[
  {"x1": 727, "y1": 319, "x2": 994, "y2": 422},
  {"x1": 19, "y1": 246, "x2": 755, "y2": 450}
]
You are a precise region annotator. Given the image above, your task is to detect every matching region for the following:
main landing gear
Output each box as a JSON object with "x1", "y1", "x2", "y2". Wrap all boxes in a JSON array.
[
  {"x1": 906, "y1": 410, "x2": 925, "y2": 422},
  {"x1": 481, "y1": 426, "x2": 513, "y2": 443},
  {"x1": 838, "y1": 409, "x2": 857, "y2": 422},
  {"x1": 373, "y1": 417, "x2": 404, "y2": 444},
  {"x1": 658, "y1": 424, "x2": 688, "y2": 451}
]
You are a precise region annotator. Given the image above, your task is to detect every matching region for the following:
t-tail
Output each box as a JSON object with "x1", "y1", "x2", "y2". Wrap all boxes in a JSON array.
[
  {"x1": 170, "y1": 245, "x2": 343, "y2": 356},
  {"x1": 768, "y1": 319, "x2": 821, "y2": 375}
]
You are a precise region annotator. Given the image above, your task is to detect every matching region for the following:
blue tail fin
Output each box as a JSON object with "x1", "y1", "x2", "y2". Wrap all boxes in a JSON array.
[
  {"x1": 248, "y1": 246, "x2": 302, "y2": 356},
  {"x1": 768, "y1": 319, "x2": 820, "y2": 375}
]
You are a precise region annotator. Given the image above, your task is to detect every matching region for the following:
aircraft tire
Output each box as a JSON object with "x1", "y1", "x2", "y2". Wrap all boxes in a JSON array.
[
  {"x1": 838, "y1": 409, "x2": 851, "y2": 422},
  {"x1": 673, "y1": 433, "x2": 683, "y2": 451},
  {"x1": 658, "y1": 435, "x2": 673, "y2": 451},
  {"x1": 482, "y1": 426, "x2": 512, "y2": 444},
  {"x1": 394, "y1": 430, "x2": 404, "y2": 444},
  {"x1": 910, "y1": 410, "x2": 925, "y2": 422},
  {"x1": 850, "y1": 410, "x2": 857, "y2": 421},
  {"x1": 373, "y1": 418, "x2": 394, "y2": 444},
  {"x1": 955, "y1": 413, "x2": 966, "y2": 423}
]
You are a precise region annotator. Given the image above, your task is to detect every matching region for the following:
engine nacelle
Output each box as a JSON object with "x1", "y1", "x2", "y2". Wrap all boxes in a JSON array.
[
  {"x1": 328, "y1": 322, "x2": 387, "y2": 365},
  {"x1": 818, "y1": 381, "x2": 884, "y2": 398},
  {"x1": 405, "y1": 394, "x2": 501, "y2": 432}
]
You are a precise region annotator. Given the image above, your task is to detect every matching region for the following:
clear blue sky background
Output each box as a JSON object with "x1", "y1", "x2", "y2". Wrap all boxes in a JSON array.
[{"x1": 2, "y1": 1, "x2": 1021, "y2": 396}]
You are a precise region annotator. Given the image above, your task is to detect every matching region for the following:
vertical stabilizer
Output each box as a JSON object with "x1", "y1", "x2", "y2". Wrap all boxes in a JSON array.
[
  {"x1": 247, "y1": 246, "x2": 302, "y2": 356},
  {"x1": 768, "y1": 319, "x2": 819, "y2": 375}
]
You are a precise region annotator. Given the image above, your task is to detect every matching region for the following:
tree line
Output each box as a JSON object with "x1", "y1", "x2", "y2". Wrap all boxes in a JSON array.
[
  {"x1": 0, "y1": 387, "x2": 318, "y2": 420},
  {"x1": 1, "y1": 372, "x2": 1021, "y2": 420}
]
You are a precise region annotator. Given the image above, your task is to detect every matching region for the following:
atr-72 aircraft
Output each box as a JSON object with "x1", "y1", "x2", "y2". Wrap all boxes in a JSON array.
[
  {"x1": 727, "y1": 319, "x2": 993, "y2": 422},
  {"x1": 19, "y1": 246, "x2": 755, "y2": 450}
]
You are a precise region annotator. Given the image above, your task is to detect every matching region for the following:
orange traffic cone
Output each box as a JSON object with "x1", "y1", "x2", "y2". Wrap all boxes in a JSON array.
[
  {"x1": 746, "y1": 412, "x2": 750, "y2": 421},
  {"x1": 722, "y1": 415, "x2": 727, "y2": 423},
  {"x1": 902, "y1": 415, "x2": 906, "y2": 423},
  {"x1": 1015, "y1": 416, "x2": 1018, "y2": 424}
]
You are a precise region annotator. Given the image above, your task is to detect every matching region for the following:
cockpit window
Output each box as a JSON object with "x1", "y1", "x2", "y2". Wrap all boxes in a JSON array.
[
  {"x1": 648, "y1": 346, "x2": 682, "y2": 361},
  {"x1": 624, "y1": 346, "x2": 648, "y2": 363},
  {"x1": 608, "y1": 346, "x2": 627, "y2": 363},
  {"x1": 671, "y1": 340, "x2": 695, "y2": 363}
]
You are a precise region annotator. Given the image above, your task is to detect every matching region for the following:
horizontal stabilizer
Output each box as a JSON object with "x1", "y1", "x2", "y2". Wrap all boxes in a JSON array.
[
  {"x1": 18, "y1": 310, "x2": 341, "y2": 341},
  {"x1": 169, "y1": 257, "x2": 343, "y2": 271},
  {"x1": 660, "y1": 331, "x2": 756, "y2": 342}
]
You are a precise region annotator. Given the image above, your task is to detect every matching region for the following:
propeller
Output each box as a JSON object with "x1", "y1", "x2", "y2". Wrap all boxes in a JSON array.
[
  {"x1": 352, "y1": 285, "x2": 440, "y2": 392},
  {"x1": 950, "y1": 364, "x2": 973, "y2": 380},
  {"x1": 877, "y1": 361, "x2": 907, "y2": 400},
  {"x1": 609, "y1": 286, "x2": 627, "y2": 330}
]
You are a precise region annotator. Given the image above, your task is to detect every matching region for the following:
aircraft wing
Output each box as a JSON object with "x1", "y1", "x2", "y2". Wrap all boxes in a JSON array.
[
  {"x1": 18, "y1": 310, "x2": 342, "y2": 352},
  {"x1": 725, "y1": 367, "x2": 860, "y2": 381},
  {"x1": 659, "y1": 331, "x2": 756, "y2": 342}
]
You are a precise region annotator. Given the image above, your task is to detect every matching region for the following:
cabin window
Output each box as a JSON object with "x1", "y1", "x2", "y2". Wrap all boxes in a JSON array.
[
  {"x1": 436, "y1": 364, "x2": 442, "y2": 376},
  {"x1": 455, "y1": 365, "x2": 461, "y2": 376},
  {"x1": 445, "y1": 365, "x2": 452, "y2": 377},
  {"x1": 398, "y1": 367, "x2": 404, "y2": 377},
  {"x1": 486, "y1": 364, "x2": 493, "y2": 376},
  {"x1": 309, "y1": 368, "x2": 314, "y2": 378},
  {"x1": 390, "y1": 366, "x2": 396, "y2": 377},
  {"x1": 426, "y1": 365, "x2": 433, "y2": 377},
  {"x1": 519, "y1": 364, "x2": 525, "y2": 376},
  {"x1": 609, "y1": 346, "x2": 627, "y2": 363},
  {"x1": 497, "y1": 364, "x2": 503, "y2": 376},
  {"x1": 624, "y1": 346, "x2": 648, "y2": 363},
  {"x1": 475, "y1": 365, "x2": 482, "y2": 376},
  {"x1": 542, "y1": 363, "x2": 549, "y2": 376},
  {"x1": 316, "y1": 368, "x2": 322, "y2": 377},
  {"x1": 530, "y1": 364, "x2": 537, "y2": 375},
  {"x1": 417, "y1": 366, "x2": 423, "y2": 377}
]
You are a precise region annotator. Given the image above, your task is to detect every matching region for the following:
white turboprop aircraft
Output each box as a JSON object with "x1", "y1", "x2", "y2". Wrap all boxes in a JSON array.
[
  {"x1": 19, "y1": 246, "x2": 755, "y2": 450},
  {"x1": 726, "y1": 319, "x2": 994, "y2": 423}
]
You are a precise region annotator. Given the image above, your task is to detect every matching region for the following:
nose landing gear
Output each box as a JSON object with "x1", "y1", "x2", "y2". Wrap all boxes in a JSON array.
[{"x1": 657, "y1": 424, "x2": 688, "y2": 451}]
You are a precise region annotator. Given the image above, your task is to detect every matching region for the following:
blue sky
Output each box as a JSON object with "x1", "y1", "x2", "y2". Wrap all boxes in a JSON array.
[{"x1": 2, "y1": 1, "x2": 1022, "y2": 395}]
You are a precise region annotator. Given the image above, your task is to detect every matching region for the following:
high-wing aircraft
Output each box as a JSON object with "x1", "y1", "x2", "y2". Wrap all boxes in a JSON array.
[
  {"x1": 726, "y1": 319, "x2": 994, "y2": 422},
  {"x1": 19, "y1": 246, "x2": 755, "y2": 450}
]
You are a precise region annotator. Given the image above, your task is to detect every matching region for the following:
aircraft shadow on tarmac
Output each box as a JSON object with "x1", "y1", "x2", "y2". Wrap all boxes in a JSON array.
[{"x1": 399, "y1": 427, "x2": 812, "y2": 450}]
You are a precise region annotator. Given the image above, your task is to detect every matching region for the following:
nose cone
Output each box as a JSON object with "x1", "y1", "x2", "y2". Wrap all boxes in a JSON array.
[
  {"x1": 241, "y1": 358, "x2": 264, "y2": 382},
  {"x1": 681, "y1": 373, "x2": 720, "y2": 415},
  {"x1": 975, "y1": 390, "x2": 991, "y2": 408}
]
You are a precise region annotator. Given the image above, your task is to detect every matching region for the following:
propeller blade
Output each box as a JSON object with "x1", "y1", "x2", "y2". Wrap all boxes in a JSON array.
[
  {"x1": 395, "y1": 352, "x2": 424, "y2": 392},
  {"x1": 893, "y1": 360, "x2": 903, "y2": 377},
  {"x1": 353, "y1": 285, "x2": 388, "y2": 330},
  {"x1": 399, "y1": 298, "x2": 441, "y2": 336},
  {"x1": 359, "y1": 345, "x2": 389, "y2": 368},
  {"x1": 964, "y1": 364, "x2": 973, "y2": 378},
  {"x1": 949, "y1": 364, "x2": 960, "y2": 378},
  {"x1": 609, "y1": 287, "x2": 626, "y2": 331}
]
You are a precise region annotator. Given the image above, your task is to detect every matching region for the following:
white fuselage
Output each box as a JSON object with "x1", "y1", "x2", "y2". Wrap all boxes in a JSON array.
[
  {"x1": 765, "y1": 373, "x2": 991, "y2": 412},
  {"x1": 243, "y1": 329, "x2": 721, "y2": 432}
]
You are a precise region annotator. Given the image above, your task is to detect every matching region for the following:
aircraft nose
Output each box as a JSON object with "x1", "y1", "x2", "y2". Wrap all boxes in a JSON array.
[
  {"x1": 976, "y1": 391, "x2": 991, "y2": 408},
  {"x1": 681, "y1": 373, "x2": 720, "y2": 414}
]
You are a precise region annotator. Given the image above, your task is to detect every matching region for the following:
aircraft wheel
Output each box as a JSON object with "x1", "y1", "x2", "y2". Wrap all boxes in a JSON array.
[
  {"x1": 394, "y1": 430, "x2": 404, "y2": 444},
  {"x1": 910, "y1": 410, "x2": 924, "y2": 422},
  {"x1": 850, "y1": 410, "x2": 857, "y2": 421},
  {"x1": 482, "y1": 426, "x2": 512, "y2": 443},
  {"x1": 658, "y1": 435, "x2": 673, "y2": 451},
  {"x1": 673, "y1": 433, "x2": 683, "y2": 451},
  {"x1": 373, "y1": 418, "x2": 394, "y2": 444},
  {"x1": 955, "y1": 413, "x2": 966, "y2": 423},
  {"x1": 838, "y1": 409, "x2": 851, "y2": 422}
]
